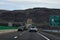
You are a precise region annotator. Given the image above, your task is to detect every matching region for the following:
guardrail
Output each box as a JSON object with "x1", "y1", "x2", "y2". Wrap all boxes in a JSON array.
[{"x1": 43, "y1": 30, "x2": 60, "y2": 33}]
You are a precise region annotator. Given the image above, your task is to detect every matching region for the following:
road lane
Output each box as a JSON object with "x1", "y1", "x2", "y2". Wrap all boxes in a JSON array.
[
  {"x1": 0, "y1": 31, "x2": 27, "y2": 40},
  {"x1": 0, "y1": 31, "x2": 60, "y2": 40},
  {"x1": 0, "y1": 31, "x2": 46, "y2": 40},
  {"x1": 18, "y1": 32, "x2": 46, "y2": 40}
]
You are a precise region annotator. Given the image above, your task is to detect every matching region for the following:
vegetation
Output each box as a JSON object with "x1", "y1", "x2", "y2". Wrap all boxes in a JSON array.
[
  {"x1": 0, "y1": 26, "x2": 18, "y2": 30},
  {"x1": 0, "y1": 7, "x2": 60, "y2": 29}
]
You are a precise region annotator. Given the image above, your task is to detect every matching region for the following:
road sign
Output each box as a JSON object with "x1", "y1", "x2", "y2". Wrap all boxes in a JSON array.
[
  {"x1": 49, "y1": 15, "x2": 60, "y2": 27},
  {"x1": 27, "y1": 19, "x2": 32, "y2": 24}
]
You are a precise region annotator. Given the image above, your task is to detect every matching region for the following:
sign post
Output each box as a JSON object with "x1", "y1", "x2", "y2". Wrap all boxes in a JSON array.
[{"x1": 50, "y1": 15, "x2": 60, "y2": 32}]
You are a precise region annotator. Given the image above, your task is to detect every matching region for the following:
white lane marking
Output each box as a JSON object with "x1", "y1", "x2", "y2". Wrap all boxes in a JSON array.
[
  {"x1": 22, "y1": 31, "x2": 27, "y2": 34},
  {"x1": 13, "y1": 31, "x2": 27, "y2": 39},
  {"x1": 14, "y1": 36, "x2": 18, "y2": 38},
  {"x1": 20, "y1": 31, "x2": 27, "y2": 36},
  {"x1": 20, "y1": 34, "x2": 22, "y2": 35},
  {"x1": 37, "y1": 32, "x2": 50, "y2": 40}
]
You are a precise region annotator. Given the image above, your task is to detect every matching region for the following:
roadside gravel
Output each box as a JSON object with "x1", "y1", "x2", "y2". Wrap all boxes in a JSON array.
[{"x1": 0, "y1": 29, "x2": 17, "y2": 34}]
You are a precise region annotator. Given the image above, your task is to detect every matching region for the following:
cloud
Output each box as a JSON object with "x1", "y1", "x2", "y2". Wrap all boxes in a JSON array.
[
  {"x1": 5, "y1": 0, "x2": 60, "y2": 4},
  {"x1": 0, "y1": 2, "x2": 5, "y2": 4},
  {"x1": 0, "y1": 0, "x2": 60, "y2": 10},
  {"x1": 5, "y1": 0, "x2": 36, "y2": 2}
]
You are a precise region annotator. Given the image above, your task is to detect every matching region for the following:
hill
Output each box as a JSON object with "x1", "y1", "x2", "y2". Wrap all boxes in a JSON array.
[{"x1": 0, "y1": 8, "x2": 60, "y2": 25}]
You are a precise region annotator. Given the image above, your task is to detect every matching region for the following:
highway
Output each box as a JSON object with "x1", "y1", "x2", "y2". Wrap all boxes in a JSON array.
[{"x1": 0, "y1": 31, "x2": 60, "y2": 40}]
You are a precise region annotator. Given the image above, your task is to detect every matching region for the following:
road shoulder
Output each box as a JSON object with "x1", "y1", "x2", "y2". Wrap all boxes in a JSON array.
[
  {"x1": 0, "y1": 29, "x2": 17, "y2": 34},
  {"x1": 39, "y1": 31, "x2": 60, "y2": 40}
]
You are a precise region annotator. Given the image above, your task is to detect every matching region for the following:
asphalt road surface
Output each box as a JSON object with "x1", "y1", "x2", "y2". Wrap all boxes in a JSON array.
[{"x1": 0, "y1": 31, "x2": 60, "y2": 40}]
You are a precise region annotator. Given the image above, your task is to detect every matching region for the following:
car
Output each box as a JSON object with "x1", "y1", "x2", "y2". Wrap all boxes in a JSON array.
[
  {"x1": 18, "y1": 26, "x2": 24, "y2": 31},
  {"x1": 23, "y1": 27, "x2": 28, "y2": 30},
  {"x1": 29, "y1": 26, "x2": 38, "y2": 32}
]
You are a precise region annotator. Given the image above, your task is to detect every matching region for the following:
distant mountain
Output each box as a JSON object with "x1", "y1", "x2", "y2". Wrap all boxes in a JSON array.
[{"x1": 0, "y1": 8, "x2": 60, "y2": 24}]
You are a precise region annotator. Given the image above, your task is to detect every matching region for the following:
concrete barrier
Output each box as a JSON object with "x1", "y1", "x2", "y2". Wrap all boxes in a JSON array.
[{"x1": 43, "y1": 30, "x2": 60, "y2": 33}]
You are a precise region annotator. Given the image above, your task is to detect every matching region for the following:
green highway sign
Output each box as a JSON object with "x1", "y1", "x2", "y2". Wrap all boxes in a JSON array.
[{"x1": 49, "y1": 15, "x2": 60, "y2": 27}]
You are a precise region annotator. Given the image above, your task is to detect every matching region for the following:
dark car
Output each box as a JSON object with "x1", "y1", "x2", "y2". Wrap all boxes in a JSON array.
[{"x1": 18, "y1": 26, "x2": 24, "y2": 31}]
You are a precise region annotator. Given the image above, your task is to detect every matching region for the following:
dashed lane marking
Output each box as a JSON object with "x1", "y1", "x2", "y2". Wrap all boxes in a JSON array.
[
  {"x1": 14, "y1": 36, "x2": 18, "y2": 39},
  {"x1": 20, "y1": 31, "x2": 27, "y2": 36},
  {"x1": 14, "y1": 31, "x2": 27, "y2": 39},
  {"x1": 20, "y1": 34, "x2": 22, "y2": 35}
]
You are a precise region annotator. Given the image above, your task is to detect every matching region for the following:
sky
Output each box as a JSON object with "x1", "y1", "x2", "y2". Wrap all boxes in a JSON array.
[{"x1": 0, "y1": 0, "x2": 60, "y2": 10}]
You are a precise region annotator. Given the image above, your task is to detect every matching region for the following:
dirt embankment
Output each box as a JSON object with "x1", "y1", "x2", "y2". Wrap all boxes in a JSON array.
[{"x1": 0, "y1": 29, "x2": 17, "y2": 34}]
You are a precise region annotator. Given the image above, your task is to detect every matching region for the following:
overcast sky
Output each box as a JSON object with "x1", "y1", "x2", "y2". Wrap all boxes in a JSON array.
[{"x1": 0, "y1": 0, "x2": 60, "y2": 10}]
